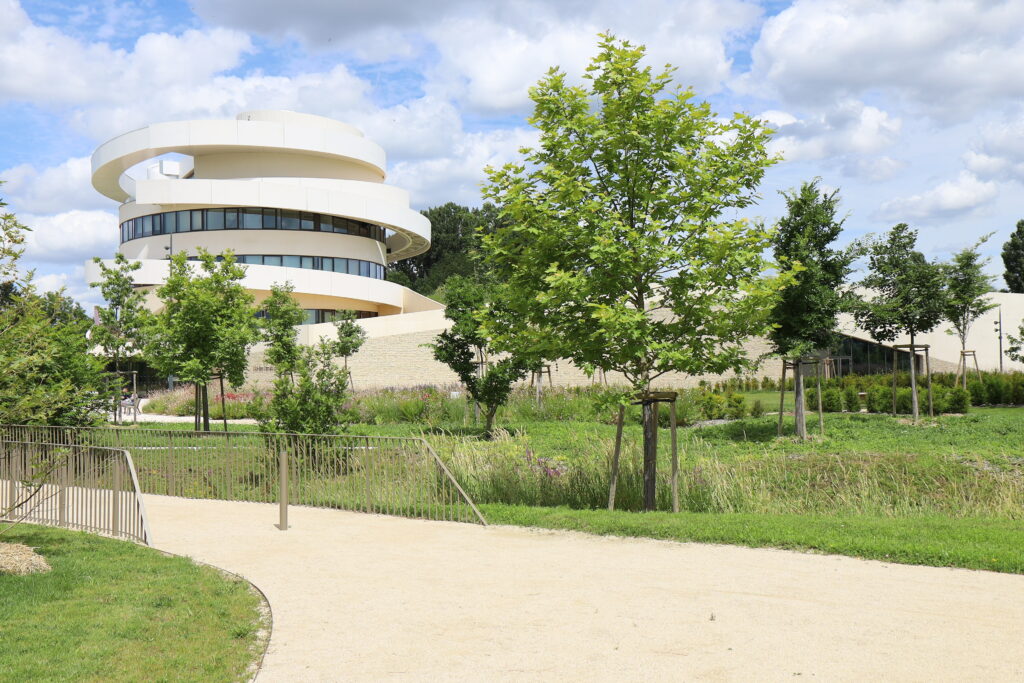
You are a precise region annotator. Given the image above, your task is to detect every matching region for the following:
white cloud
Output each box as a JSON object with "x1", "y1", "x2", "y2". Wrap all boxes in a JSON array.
[
  {"x1": 841, "y1": 156, "x2": 906, "y2": 183},
  {"x1": 21, "y1": 210, "x2": 119, "y2": 264},
  {"x1": 762, "y1": 101, "x2": 902, "y2": 163},
  {"x1": 0, "y1": 157, "x2": 107, "y2": 214},
  {"x1": 736, "y1": 0, "x2": 1024, "y2": 120},
  {"x1": 964, "y1": 114, "x2": 1024, "y2": 183},
  {"x1": 877, "y1": 171, "x2": 998, "y2": 222}
]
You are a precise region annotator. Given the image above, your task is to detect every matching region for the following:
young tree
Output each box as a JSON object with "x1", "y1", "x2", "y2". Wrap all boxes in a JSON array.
[
  {"x1": 256, "y1": 283, "x2": 355, "y2": 435},
  {"x1": 480, "y1": 34, "x2": 790, "y2": 509},
  {"x1": 768, "y1": 180, "x2": 856, "y2": 439},
  {"x1": 430, "y1": 275, "x2": 530, "y2": 437},
  {"x1": 332, "y1": 311, "x2": 367, "y2": 375},
  {"x1": 943, "y1": 235, "x2": 996, "y2": 386},
  {"x1": 90, "y1": 253, "x2": 148, "y2": 422},
  {"x1": 854, "y1": 224, "x2": 946, "y2": 422},
  {"x1": 1, "y1": 182, "x2": 26, "y2": 284},
  {"x1": 144, "y1": 250, "x2": 260, "y2": 431},
  {"x1": 1000, "y1": 219, "x2": 1024, "y2": 293}
]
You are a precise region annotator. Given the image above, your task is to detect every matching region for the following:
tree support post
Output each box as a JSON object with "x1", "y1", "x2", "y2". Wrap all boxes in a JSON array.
[
  {"x1": 607, "y1": 404, "x2": 625, "y2": 511},
  {"x1": 669, "y1": 398, "x2": 679, "y2": 513},
  {"x1": 277, "y1": 448, "x2": 289, "y2": 530},
  {"x1": 777, "y1": 361, "x2": 788, "y2": 438},
  {"x1": 816, "y1": 359, "x2": 824, "y2": 437}
]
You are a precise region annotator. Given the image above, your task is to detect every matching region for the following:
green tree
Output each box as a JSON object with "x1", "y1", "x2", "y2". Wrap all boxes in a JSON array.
[
  {"x1": 429, "y1": 275, "x2": 530, "y2": 436},
  {"x1": 1000, "y1": 219, "x2": 1024, "y2": 293},
  {"x1": 854, "y1": 224, "x2": 946, "y2": 422},
  {"x1": 332, "y1": 311, "x2": 367, "y2": 374},
  {"x1": 144, "y1": 250, "x2": 259, "y2": 431},
  {"x1": 768, "y1": 180, "x2": 856, "y2": 439},
  {"x1": 90, "y1": 253, "x2": 148, "y2": 422},
  {"x1": 480, "y1": 34, "x2": 790, "y2": 509},
  {"x1": 388, "y1": 202, "x2": 500, "y2": 296},
  {"x1": 256, "y1": 283, "x2": 354, "y2": 435},
  {"x1": 943, "y1": 235, "x2": 996, "y2": 386},
  {"x1": 0, "y1": 188, "x2": 109, "y2": 426}
]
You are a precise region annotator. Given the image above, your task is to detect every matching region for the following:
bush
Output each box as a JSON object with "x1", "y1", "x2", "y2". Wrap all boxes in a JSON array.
[
  {"x1": 699, "y1": 392, "x2": 726, "y2": 420},
  {"x1": 866, "y1": 385, "x2": 890, "y2": 414},
  {"x1": 967, "y1": 379, "x2": 986, "y2": 406},
  {"x1": 821, "y1": 388, "x2": 844, "y2": 413},
  {"x1": 750, "y1": 399, "x2": 765, "y2": 418},
  {"x1": 843, "y1": 385, "x2": 861, "y2": 412},
  {"x1": 726, "y1": 394, "x2": 747, "y2": 419},
  {"x1": 804, "y1": 387, "x2": 818, "y2": 410},
  {"x1": 946, "y1": 386, "x2": 971, "y2": 413},
  {"x1": 398, "y1": 398, "x2": 426, "y2": 422}
]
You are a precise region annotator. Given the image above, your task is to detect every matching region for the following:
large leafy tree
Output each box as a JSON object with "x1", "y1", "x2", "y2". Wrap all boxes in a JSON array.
[
  {"x1": 429, "y1": 275, "x2": 530, "y2": 437},
  {"x1": 1000, "y1": 219, "x2": 1024, "y2": 293},
  {"x1": 854, "y1": 224, "x2": 946, "y2": 422},
  {"x1": 387, "y1": 202, "x2": 500, "y2": 297},
  {"x1": 144, "y1": 249, "x2": 260, "y2": 431},
  {"x1": 943, "y1": 235, "x2": 996, "y2": 377},
  {"x1": 481, "y1": 34, "x2": 791, "y2": 509},
  {"x1": 90, "y1": 253, "x2": 148, "y2": 421},
  {"x1": 768, "y1": 180, "x2": 855, "y2": 439},
  {"x1": 0, "y1": 186, "x2": 110, "y2": 426}
]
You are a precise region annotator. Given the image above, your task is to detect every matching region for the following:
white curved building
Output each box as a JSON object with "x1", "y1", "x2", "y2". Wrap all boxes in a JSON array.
[{"x1": 86, "y1": 109, "x2": 441, "y2": 323}]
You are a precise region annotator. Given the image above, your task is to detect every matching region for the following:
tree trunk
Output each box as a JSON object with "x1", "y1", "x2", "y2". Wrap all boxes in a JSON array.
[
  {"x1": 194, "y1": 383, "x2": 201, "y2": 432},
  {"x1": 202, "y1": 383, "x2": 211, "y2": 432},
  {"x1": 642, "y1": 399, "x2": 659, "y2": 511},
  {"x1": 219, "y1": 374, "x2": 228, "y2": 432},
  {"x1": 909, "y1": 332, "x2": 920, "y2": 423},
  {"x1": 484, "y1": 404, "x2": 497, "y2": 439},
  {"x1": 793, "y1": 360, "x2": 807, "y2": 439}
]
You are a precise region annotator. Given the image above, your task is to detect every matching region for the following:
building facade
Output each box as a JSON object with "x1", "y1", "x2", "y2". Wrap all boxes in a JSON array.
[{"x1": 86, "y1": 109, "x2": 442, "y2": 322}]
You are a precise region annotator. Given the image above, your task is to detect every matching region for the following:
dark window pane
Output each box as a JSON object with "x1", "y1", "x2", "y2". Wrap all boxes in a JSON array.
[
  {"x1": 280, "y1": 210, "x2": 300, "y2": 230},
  {"x1": 301, "y1": 256, "x2": 314, "y2": 269},
  {"x1": 283, "y1": 255, "x2": 301, "y2": 268},
  {"x1": 142, "y1": 215, "x2": 152, "y2": 236},
  {"x1": 224, "y1": 208, "x2": 238, "y2": 229},
  {"x1": 332, "y1": 216, "x2": 348, "y2": 234},
  {"x1": 263, "y1": 208, "x2": 278, "y2": 229},
  {"x1": 334, "y1": 258, "x2": 347, "y2": 273},
  {"x1": 313, "y1": 257, "x2": 322, "y2": 270},
  {"x1": 359, "y1": 260, "x2": 370, "y2": 277},
  {"x1": 319, "y1": 215, "x2": 332, "y2": 232},
  {"x1": 176, "y1": 210, "x2": 190, "y2": 232},
  {"x1": 191, "y1": 210, "x2": 203, "y2": 231},
  {"x1": 206, "y1": 209, "x2": 224, "y2": 230},
  {"x1": 242, "y1": 209, "x2": 262, "y2": 229},
  {"x1": 358, "y1": 223, "x2": 370, "y2": 238},
  {"x1": 347, "y1": 259, "x2": 359, "y2": 275},
  {"x1": 301, "y1": 212, "x2": 315, "y2": 231},
  {"x1": 263, "y1": 255, "x2": 282, "y2": 266},
  {"x1": 302, "y1": 309, "x2": 316, "y2": 325},
  {"x1": 321, "y1": 257, "x2": 333, "y2": 272}
]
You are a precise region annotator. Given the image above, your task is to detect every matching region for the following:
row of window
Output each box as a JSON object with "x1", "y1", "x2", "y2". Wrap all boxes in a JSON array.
[
  {"x1": 119, "y1": 207, "x2": 388, "y2": 244},
  {"x1": 255, "y1": 308, "x2": 379, "y2": 325},
  {"x1": 187, "y1": 254, "x2": 386, "y2": 279}
]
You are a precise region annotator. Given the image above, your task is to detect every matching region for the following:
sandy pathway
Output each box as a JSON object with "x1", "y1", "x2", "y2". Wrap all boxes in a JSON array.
[{"x1": 143, "y1": 495, "x2": 1024, "y2": 682}]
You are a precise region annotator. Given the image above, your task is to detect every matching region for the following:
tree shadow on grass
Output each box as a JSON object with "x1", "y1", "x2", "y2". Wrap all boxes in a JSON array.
[{"x1": 694, "y1": 418, "x2": 780, "y2": 443}]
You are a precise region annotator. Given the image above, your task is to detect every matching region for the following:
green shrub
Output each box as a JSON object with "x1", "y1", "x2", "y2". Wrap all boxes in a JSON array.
[
  {"x1": 866, "y1": 385, "x2": 890, "y2": 413},
  {"x1": 726, "y1": 394, "x2": 747, "y2": 419},
  {"x1": 700, "y1": 392, "x2": 726, "y2": 420},
  {"x1": 843, "y1": 385, "x2": 861, "y2": 412},
  {"x1": 804, "y1": 387, "x2": 818, "y2": 410},
  {"x1": 967, "y1": 379, "x2": 987, "y2": 406},
  {"x1": 821, "y1": 387, "x2": 844, "y2": 413},
  {"x1": 398, "y1": 398, "x2": 426, "y2": 422},
  {"x1": 750, "y1": 399, "x2": 765, "y2": 418},
  {"x1": 946, "y1": 386, "x2": 971, "y2": 413}
]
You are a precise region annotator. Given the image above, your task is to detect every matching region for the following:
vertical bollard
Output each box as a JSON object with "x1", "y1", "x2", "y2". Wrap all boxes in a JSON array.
[
  {"x1": 112, "y1": 459, "x2": 122, "y2": 537},
  {"x1": 277, "y1": 448, "x2": 288, "y2": 530},
  {"x1": 58, "y1": 462, "x2": 68, "y2": 528}
]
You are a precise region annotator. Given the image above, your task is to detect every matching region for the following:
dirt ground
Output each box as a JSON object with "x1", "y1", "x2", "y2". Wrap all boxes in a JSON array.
[{"x1": 142, "y1": 495, "x2": 1024, "y2": 682}]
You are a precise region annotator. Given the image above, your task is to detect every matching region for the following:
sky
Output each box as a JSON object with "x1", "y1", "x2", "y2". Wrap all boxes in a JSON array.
[{"x1": 1, "y1": 0, "x2": 1023, "y2": 309}]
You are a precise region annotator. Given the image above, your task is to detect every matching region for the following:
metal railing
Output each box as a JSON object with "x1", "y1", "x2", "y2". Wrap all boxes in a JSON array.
[
  {"x1": 0, "y1": 426, "x2": 486, "y2": 526},
  {"x1": 1, "y1": 440, "x2": 151, "y2": 544}
]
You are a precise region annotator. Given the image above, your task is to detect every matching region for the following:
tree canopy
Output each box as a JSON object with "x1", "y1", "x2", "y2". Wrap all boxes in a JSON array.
[
  {"x1": 1000, "y1": 219, "x2": 1024, "y2": 293},
  {"x1": 943, "y1": 234, "x2": 996, "y2": 351}
]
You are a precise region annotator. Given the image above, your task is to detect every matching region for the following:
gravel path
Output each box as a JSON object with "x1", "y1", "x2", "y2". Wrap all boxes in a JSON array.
[{"x1": 143, "y1": 495, "x2": 1024, "y2": 682}]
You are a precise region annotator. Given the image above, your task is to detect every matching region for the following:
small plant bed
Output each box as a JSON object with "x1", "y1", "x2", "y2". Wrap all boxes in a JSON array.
[
  {"x1": 0, "y1": 525, "x2": 266, "y2": 682},
  {"x1": 481, "y1": 505, "x2": 1024, "y2": 574}
]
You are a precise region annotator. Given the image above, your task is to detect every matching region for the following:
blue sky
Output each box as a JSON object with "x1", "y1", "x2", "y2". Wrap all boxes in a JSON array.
[{"x1": 2, "y1": 0, "x2": 1023, "y2": 308}]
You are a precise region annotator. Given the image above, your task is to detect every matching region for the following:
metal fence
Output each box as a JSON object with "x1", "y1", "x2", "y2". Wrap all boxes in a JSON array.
[
  {"x1": 1, "y1": 440, "x2": 151, "y2": 544},
  {"x1": 0, "y1": 426, "x2": 486, "y2": 526}
]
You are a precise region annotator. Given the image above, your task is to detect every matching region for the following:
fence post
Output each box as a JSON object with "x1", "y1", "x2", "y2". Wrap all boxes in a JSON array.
[
  {"x1": 277, "y1": 447, "x2": 288, "y2": 530},
  {"x1": 112, "y1": 455, "x2": 122, "y2": 537},
  {"x1": 58, "y1": 461, "x2": 68, "y2": 527}
]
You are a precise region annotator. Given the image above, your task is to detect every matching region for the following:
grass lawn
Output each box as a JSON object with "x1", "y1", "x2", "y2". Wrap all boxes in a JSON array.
[
  {"x1": 0, "y1": 525, "x2": 265, "y2": 683},
  {"x1": 482, "y1": 505, "x2": 1024, "y2": 574}
]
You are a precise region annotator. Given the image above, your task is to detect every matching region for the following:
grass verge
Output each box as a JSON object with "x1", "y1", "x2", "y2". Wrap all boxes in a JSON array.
[
  {"x1": 0, "y1": 525, "x2": 265, "y2": 682},
  {"x1": 481, "y1": 504, "x2": 1024, "y2": 575}
]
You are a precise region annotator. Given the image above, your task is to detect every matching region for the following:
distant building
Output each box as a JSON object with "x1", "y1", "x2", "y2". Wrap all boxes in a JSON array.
[{"x1": 85, "y1": 109, "x2": 441, "y2": 324}]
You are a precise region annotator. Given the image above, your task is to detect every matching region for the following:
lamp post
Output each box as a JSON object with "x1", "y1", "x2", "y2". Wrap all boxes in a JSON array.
[
  {"x1": 164, "y1": 233, "x2": 174, "y2": 258},
  {"x1": 997, "y1": 306, "x2": 1004, "y2": 373}
]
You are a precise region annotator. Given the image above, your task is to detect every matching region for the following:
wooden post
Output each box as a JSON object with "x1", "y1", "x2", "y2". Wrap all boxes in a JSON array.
[
  {"x1": 219, "y1": 374, "x2": 228, "y2": 432},
  {"x1": 816, "y1": 360, "x2": 824, "y2": 437},
  {"x1": 777, "y1": 361, "x2": 787, "y2": 438},
  {"x1": 670, "y1": 399, "x2": 679, "y2": 513},
  {"x1": 607, "y1": 404, "x2": 625, "y2": 511},
  {"x1": 926, "y1": 348, "x2": 934, "y2": 418},
  {"x1": 891, "y1": 348, "x2": 898, "y2": 416},
  {"x1": 642, "y1": 399, "x2": 659, "y2": 512},
  {"x1": 793, "y1": 359, "x2": 807, "y2": 439}
]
